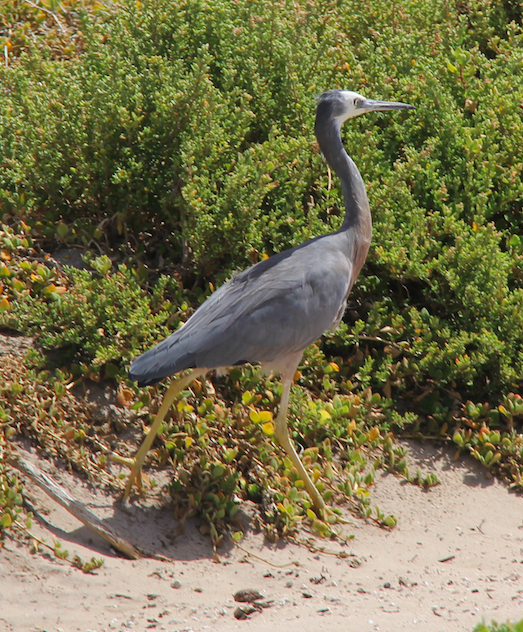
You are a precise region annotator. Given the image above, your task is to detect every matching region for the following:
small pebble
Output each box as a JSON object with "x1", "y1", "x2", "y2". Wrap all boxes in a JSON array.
[
  {"x1": 171, "y1": 580, "x2": 182, "y2": 589},
  {"x1": 234, "y1": 605, "x2": 257, "y2": 620},
  {"x1": 234, "y1": 589, "x2": 264, "y2": 603}
]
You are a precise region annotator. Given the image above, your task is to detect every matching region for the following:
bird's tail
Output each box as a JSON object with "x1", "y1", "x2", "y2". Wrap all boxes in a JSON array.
[{"x1": 128, "y1": 335, "x2": 195, "y2": 386}]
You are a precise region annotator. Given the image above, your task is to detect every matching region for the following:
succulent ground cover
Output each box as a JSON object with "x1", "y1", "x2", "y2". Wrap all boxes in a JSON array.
[
  {"x1": 1, "y1": 7, "x2": 523, "y2": 625},
  {"x1": 474, "y1": 622, "x2": 523, "y2": 632}
]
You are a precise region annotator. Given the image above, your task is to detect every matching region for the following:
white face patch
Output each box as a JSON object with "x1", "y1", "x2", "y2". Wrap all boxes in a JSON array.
[{"x1": 333, "y1": 91, "x2": 367, "y2": 126}]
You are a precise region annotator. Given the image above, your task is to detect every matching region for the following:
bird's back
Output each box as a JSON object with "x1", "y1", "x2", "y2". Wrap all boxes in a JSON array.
[{"x1": 129, "y1": 232, "x2": 357, "y2": 386}]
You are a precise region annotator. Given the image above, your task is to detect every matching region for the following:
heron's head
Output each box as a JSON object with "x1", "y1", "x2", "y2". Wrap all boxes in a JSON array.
[{"x1": 317, "y1": 90, "x2": 414, "y2": 128}]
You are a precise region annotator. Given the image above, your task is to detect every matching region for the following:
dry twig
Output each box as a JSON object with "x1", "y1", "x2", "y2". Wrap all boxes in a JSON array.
[{"x1": 8, "y1": 454, "x2": 141, "y2": 559}]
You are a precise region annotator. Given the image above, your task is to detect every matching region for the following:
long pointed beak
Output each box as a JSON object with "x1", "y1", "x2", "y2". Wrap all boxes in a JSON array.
[{"x1": 360, "y1": 98, "x2": 415, "y2": 112}]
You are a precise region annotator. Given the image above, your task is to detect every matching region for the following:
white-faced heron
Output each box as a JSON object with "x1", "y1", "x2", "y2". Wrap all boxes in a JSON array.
[{"x1": 126, "y1": 90, "x2": 414, "y2": 512}]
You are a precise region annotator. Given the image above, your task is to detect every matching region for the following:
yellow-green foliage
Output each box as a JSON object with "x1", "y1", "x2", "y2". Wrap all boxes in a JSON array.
[
  {"x1": 474, "y1": 620, "x2": 523, "y2": 632},
  {"x1": 1, "y1": 0, "x2": 523, "y2": 489}
]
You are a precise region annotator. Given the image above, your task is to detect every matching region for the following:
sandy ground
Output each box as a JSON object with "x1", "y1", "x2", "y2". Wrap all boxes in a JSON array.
[{"x1": 1, "y1": 441, "x2": 523, "y2": 632}]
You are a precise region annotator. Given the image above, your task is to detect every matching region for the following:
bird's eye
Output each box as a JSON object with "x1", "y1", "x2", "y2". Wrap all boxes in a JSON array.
[{"x1": 354, "y1": 99, "x2": 362, "y2": 108}]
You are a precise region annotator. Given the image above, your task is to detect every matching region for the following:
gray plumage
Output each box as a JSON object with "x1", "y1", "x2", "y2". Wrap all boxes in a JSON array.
[
  {"x1": 130, "y1": 235, "x2": 352, "y2": 385},
  {"x1": 125, "y1": 89, "x2": 414, "y2": 509}
]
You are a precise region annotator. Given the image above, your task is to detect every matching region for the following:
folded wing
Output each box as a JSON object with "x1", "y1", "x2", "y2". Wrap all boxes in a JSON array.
[{"x1": 129, "y1": 234, "x2": 352, "y2": 386}]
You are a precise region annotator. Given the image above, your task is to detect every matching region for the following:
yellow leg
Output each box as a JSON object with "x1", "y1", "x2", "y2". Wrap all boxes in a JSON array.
[
  {"x1": 274, "y1": 377, "x2": 325, "y2": 513},
  {"x1": 124, "y1": 369, "x2": 206, "y2": 500}
]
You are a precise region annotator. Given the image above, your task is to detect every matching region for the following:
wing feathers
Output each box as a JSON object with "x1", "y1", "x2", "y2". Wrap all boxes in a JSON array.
[{"x1": 129, "y1": 234, "x2": 352, "y2": 386}]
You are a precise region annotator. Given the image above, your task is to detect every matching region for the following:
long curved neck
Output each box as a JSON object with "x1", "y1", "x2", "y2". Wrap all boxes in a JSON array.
[{"x1": 315, "y1": 118, "x2": 372, "y2": 240}]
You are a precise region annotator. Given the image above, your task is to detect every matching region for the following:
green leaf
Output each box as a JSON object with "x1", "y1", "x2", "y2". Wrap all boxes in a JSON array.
[
  {"x1": 1, "y1": 513, "x2": 12, "y2": 528},
  {"x1": 56, "y1": 222, "x2": 69, "y2": 238}
]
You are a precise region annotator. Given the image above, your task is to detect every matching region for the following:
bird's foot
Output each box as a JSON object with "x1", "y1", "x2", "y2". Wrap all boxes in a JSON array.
[
  {"x1": 107, "y1": 452, "x2": 144, "y2": 501},
  {"x1": 123, "y1": 465, "x2": 144, "y2": 502},
  {"x1": 322, "y1": 505, "x2": 351, "y2": 525},
  {"x1": 108, "y1": 453, "x2": 135, "y2": 467},
  {"x1": 309, "y1": 502, "x2": 351, "y2": 526}
]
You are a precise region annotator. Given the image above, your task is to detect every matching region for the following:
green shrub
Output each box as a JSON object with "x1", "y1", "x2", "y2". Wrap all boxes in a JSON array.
[
  {"x1": 474, "y1": 620, "x2": 523, "y2": 632},
  {"x1": 1, "y1": 0, "x2": 523, "y2": 450},
  {"x1": 0, "y1": 222, "x2": 182, "y2": 372}
]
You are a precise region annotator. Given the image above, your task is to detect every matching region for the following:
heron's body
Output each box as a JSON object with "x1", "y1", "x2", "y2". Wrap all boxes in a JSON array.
[
  {"x1": 126, "y1": 90, "x2": 414, "y2": 510},
  {"x1": 129, "y1": 229, "x2": 369, "y2": 386}
]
